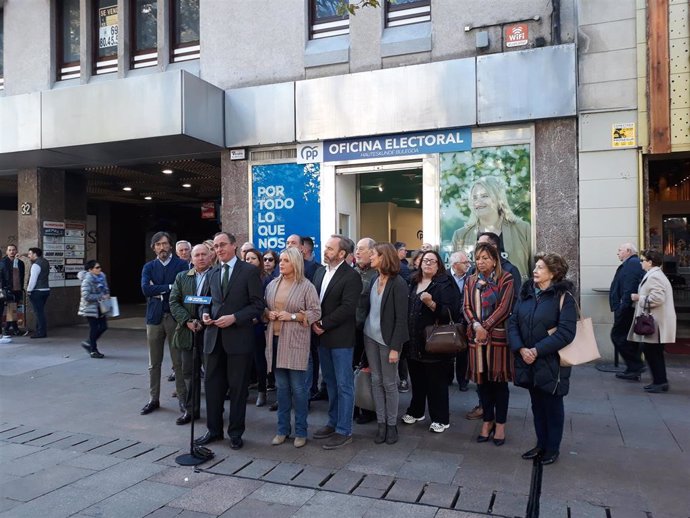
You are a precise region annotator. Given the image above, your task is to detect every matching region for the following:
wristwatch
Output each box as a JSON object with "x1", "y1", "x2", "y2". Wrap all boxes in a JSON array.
[{"x1": 291, "y1": 313, "x2": 297, "y2": 321}]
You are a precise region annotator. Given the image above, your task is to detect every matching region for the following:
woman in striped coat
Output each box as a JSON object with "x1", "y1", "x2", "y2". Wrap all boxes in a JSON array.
[
  {"x1": 464, "y1": 242, "x2": 514, "y2": 446},
  {"x1": 264, "y1": 248, "x2": 321, "y2": 448}
]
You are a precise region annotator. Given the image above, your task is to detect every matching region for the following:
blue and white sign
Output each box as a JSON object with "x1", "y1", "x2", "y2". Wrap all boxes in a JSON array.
[
  {"x1": 323, "y1": 127, "x2": 472, "y2": 162},
  {"x1": 297, "y1": 142, "x2": 324, "y2": 164},
  {"x1": 252, "y1": 163, "x2": 321, "y2": 256},
  {"x1": 184, "y1": 295, "x2": 212, "y2": 305}
]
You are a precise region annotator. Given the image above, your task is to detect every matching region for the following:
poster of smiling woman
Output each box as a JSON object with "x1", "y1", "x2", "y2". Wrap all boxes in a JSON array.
[{"x1": 440, "y1": 145, "x2": 532, "y2": 281}]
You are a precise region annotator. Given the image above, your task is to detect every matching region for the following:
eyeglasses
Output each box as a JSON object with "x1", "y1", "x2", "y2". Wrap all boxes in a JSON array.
[
  {"x1": 422, "y1": 259, "x2": 438, "y2": 265},
  {"x1": 264, "y1": 258, "x2": 274, "y2": 262}
]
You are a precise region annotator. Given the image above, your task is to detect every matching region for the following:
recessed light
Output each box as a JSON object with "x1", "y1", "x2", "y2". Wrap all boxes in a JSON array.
[
  {"x1": 415, "y1": 198, "x2": 420, "y2": 204},
  {"x1": 182, "y1": 183, "x2": 191, "y2": 188},
  {"x1": 144, "y1": 196, "x2": 152, "y2": 200},
  {"x1": 123, "y1": 186, "x2": 132, "y2": 191},
  {"x1": 162, "y1": 169, "x2": 173, "y2": 175},
  {"x1": 378, "y1": 185, "x2": 383, "y2": 192}
]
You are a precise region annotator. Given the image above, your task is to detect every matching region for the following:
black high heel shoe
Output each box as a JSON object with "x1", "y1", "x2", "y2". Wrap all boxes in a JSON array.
[{"x1": 476, "y1": 423, "x2": 495, "y2": 443}]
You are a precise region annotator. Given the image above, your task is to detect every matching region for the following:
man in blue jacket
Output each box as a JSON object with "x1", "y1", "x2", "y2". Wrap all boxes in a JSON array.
[
  {"x1": 140, "y1": 231, "x2": 189, "y2": 415},
  {"x1": 609, "y1": 243, "x2": 645, "y2": 380}
]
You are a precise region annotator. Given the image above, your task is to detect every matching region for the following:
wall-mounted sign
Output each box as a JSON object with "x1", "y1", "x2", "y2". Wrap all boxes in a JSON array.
[
  {"x1": 98, "y1": 5, "x2": 118, "y2": 49},
  {"x1": 201, "y1": 201, "x2": 216, "y2": 220},
  {"x1": 297, "y1": 142, "x2": 324, "y2": 164},
  {"x1": 20, "y1": 202, "x2": 32, "y2": 215},
  {"x1": 612, "y1": 123, "x2": 636, "y2": 148},
  {"x1": 324, "y1": 127, "x2": 472, "y2": 162},
  {"x1": 230, "y1": 149, "x2": 246, "y2": 160},
  {"x1": 505, "y1": 23, "x2": 529, "y2": 47}
]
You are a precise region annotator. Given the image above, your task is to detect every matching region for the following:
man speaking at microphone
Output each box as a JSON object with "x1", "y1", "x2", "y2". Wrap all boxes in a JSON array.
[{"x1": 195, "y1": 232, "x2": 264, "y2": 450}]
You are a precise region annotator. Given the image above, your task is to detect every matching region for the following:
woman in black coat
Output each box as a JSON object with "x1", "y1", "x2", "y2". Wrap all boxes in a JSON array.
[
  {"x1": 402, "y1": 250, "x2": 462, "y2": 433},
  {"x1": 508, "y1": 253, "x2": 577, "y2": 465}
]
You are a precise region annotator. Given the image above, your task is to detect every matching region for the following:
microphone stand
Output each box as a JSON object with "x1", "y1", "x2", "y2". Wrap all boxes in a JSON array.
[{"x1": 176, "y1": 323, "x2": 214, "y2": 466}]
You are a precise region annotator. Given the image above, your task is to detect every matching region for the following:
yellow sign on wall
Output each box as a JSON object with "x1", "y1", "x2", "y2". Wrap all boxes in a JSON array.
[{"x1": 612, "y1": 123, "x2": 636, "y2": 148}]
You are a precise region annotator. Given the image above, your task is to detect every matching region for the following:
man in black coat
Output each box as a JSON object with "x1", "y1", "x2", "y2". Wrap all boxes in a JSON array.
[
  {"x1": 195, "y1": 232, "x2": 264, "y2": 449},
  {"x1": 311, "y1": 235, "x2": 362, "y2": 450},
  {"x1": 609, "y1": 243, "x2": 645, "y2": 379},
  {"x1": 1, "y1": 245, "x2": 25, "y2": 336}
]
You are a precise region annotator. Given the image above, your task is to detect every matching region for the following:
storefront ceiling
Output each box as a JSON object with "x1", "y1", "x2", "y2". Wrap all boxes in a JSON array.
[{"x1": 359, "y1": 170, "x2": 423, "y2": 209}]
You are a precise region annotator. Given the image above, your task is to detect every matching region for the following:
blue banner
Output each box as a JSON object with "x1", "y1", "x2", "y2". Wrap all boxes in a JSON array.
[
  {"x1": 252, "y1": 163, "x2": 321, "y2": 257},
  {"x1": 323, "y1": 127, "x2": 472, "y2": 162}
]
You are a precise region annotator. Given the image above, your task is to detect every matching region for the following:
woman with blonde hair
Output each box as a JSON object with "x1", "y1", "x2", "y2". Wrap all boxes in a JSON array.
[
  {"x1": 264, "y1": 247, "x2": 321, "y2": 447},
  {"x1": 203, "y1": 239, "x2": 218, "y2": 265}
]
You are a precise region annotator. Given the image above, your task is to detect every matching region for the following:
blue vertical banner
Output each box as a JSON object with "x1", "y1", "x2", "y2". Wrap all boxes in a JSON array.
[{"x1": 252, "y1": 163, "x2": 321, "y2": 258}]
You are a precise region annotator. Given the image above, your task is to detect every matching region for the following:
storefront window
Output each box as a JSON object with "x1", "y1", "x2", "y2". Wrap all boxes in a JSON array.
[
  {"x1": 94, "y1": 0, "x2": 118, "y2": 74},
  {"x1": 310, "y1": 0, "x2": 349, "y2": 40},
  {"x1": 171, "y1": 0, "x2": 199, "y2": 62},
  {"x1": 131, "y1": 0, "x2": 157, "y2": 68},
  {"x1": 57, "y1": 0, "x2": 80, "y2": 80},
  {"x1": 385, "y1": 0, "x2": 430, "y2": 27}
]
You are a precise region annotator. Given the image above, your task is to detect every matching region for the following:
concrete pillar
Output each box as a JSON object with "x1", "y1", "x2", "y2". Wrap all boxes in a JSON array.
[{"x1": 220, "y1": 149, "x2": 250, "y2": 245}]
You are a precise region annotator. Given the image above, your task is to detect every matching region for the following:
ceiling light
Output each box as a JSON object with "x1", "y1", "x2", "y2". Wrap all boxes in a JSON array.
[
  {"x1": 378, "y1": 185, "x2": 383, "y2": 192},
  {"x1": 182, "y1": 183, "x2": 192, "y2": 188},
  {"x1": 162, "y1": 169, "x2": 173, "y2": 175},
  {"x1": 122, "y1": 186, "x2": 132, "y2": 191},
  {"x1": 415, "y1": 198, "x2": 420, "y2": 204},
  {"x1": 144, "y1": 196, "x2": 152, "y2": 200}
]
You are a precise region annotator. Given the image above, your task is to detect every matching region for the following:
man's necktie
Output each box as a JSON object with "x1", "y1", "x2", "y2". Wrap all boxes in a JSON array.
[{"x1": 221, "y1": 264, "x2": 229, "y2": 295}]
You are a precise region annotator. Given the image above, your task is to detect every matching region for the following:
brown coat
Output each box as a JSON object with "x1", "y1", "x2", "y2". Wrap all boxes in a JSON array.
[
  {"x1": 627, "y1": 267, "x2": 677, "y2": 344},
  {"x1": 264, "y1": 277, "x2": 321, "y2": 371}
]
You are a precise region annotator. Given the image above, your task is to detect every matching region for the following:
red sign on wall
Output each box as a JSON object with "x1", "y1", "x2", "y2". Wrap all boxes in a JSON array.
[
  {"x1": 505, "y1": 24, "x2": 529, "y2": 47},
  {"x1": 201, "y1": 202, "x2": 216, "y2": 220}
]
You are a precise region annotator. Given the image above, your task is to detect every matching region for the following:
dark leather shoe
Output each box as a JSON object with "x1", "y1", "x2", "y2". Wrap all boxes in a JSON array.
[
  {"x1": 615, "y1": 371, "x2": 641, "y2": 381},
  {"x1": 176, "y1": 412, "x2": 192, "y2": 425},
  {"x1": 309, "y1": 390, "x2": 328, "y2": 402},
  {"x1": 385, "y1": 425, "x2": 398, "y2": 445},
  {"x1": 140, "y1": 401, "x2": 160, "y2": 415},
  {"x1": 374, "y1": 423, "x2": 387, "y2": 444},
  {"x1": 30, "y1": 334, "x2": 47, "y2": 339},
  {"x1": 194, "y1": 431, "x2": 223, "y2": 446},
  {"x1": 167, "y1": 372, "x2": 176, "y2": 382},
  {"x1": 356, "y1": 412, "x2": 376, "y2": 425},
  {"x1": 540, "y1": 451, "x2": 559, "y2": 465},
  {"x1": 644, "y1": 383, "x2": 669, "y2": 393},
  {"x1": 313, "y1": 425, "x2": 336, "y2": 439},
  {"x1": 230, "y1": 436, "x2": 243, "y2": 450},
  {"x1": 522, "y1": 447, "x2": 544, "y2": 460}
]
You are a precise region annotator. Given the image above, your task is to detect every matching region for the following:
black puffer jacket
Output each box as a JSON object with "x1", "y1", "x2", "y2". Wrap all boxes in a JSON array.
[
  {"x1": 407, "y1": 273, "x2": 462, "y2": 362},
  {"x1": 507, "y1": 280, "x2": 577, "y2": 396}
]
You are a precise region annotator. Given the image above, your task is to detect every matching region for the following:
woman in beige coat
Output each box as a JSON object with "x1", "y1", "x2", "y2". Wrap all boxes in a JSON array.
[
  {"x1": 628, "y1": 249, "x2": 676, "y2": 393},
  {"x1": 264, "y1": 247, "x2": 321, "y2": 447}
]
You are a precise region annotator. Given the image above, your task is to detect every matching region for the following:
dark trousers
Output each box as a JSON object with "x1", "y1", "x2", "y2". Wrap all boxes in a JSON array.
[
  {"x1": 478, "y1": 380, "x2": 510, "y2": 424},
  {"x1": 398, "y1": 357, "x2": 409, "y2": 383},
  {"x1": 29, "y1": 290, "x2": 50, "y2": 336},
  {"x1": 611, "y1": 308, "x2": 644, "y2": 372},
  {"x1": 455, "y1": 349, "x2": 468, "y2": 385},
  {"x1": 254, "y1": 328, "x2": 268, "y2": 392},
  {"x1": 204, "y1": 336, "x2": 253, "y2": 438},
  {"x1": 528, "y1": 387, "x2": 564, "y2": 453},
  {"x1": 407, "y1": 359, "x2": 451, "y2": 425},
  {"x1": 643, "y1": 343, "x2": 668, "y2": 384},
  {"x1": 181, "y1": 339, "x2": 202, "y2": 415},
  {"x1": 87, "y1": 316, "x2": 108, "y2": 350},
  {"x1": 309, "y1": 334, "x2": 322, "y2": 395}
]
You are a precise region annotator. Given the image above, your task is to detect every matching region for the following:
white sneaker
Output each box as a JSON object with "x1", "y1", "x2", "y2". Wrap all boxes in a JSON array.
[
  {"x1": 429, "y1": 422, "x2": 450, "y2": 433},
  {"x1": 401, "y1": 414, "x2": 424, "y2": 425}
]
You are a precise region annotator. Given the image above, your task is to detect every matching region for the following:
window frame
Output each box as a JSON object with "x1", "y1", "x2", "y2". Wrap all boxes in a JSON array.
[
  {"x1": 385, "y1": 0, "x2": 430, "y2": 28},
  {"x1": 169, "y1": 0, "x2": 200, "y2": 63},
  {"x1": 93, "y1": 0, "x2": 119, "y2": 75},
  {"x1": 56, "y1": 0, "x2": 81, "y2": 81},
  {"x1": 130, "y1": 0, "x2": 158, "y2": 69},
  {"x1": 309, "y1": 0, "x2": 349, "y2": 40}
]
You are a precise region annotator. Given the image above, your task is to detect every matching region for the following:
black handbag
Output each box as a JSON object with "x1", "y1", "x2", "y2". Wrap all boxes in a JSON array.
[
  {"x1": 424, "y1": 309, "x2": 468, "y2": 355},
  {"x1": 633, "y1": 299, "x2": 655, "y2": 336}
]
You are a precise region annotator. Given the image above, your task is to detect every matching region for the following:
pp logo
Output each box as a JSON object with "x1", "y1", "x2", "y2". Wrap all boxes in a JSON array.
[{"x1": 300, "y1": 146, "x2": 319, "y2": 162}]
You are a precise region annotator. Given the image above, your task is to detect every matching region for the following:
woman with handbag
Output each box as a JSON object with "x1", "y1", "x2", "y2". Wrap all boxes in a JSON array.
[
  {"x1": 362, "y1": 243, "x2": 409, "y2": 444},
  {"x1": 402, "y1": 250, "x2": 461, "y2": 434},
  {"x1": 264, "y1": 247, "x2": 321, "y2": 448},
  {"x1": 507, "y1": 253, "x2": 577, "y2": 465},
  {"x1": 628, "y1": 249, "x2": 676, "y2": 393},
  {"x1": 77, "y1": 260, "x2": 110, "y2": 358},
  {"x1": 464, "y1": 242, "x2": 514, "y2": 446}
]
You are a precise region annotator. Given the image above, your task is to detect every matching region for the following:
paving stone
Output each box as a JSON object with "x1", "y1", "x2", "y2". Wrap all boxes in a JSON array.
[
  {"x1": 0, "y1": 464, "x2": 93, "y2": 502},
  {"x1": 0, "y1": 497, "x2": 20, "y2": 513},
  {"x1": 260, "y1": 462, "x2": 305, "y2": 484},
  {"x1": 0, "y1": 486, "x2": 104, "y2": 518},
  {"x1": 167, "y1": 476, "x2": 263, "y2": 515},
  {"x1": 0, "y1": 442, "x2": 42, "y2": 462},
  {"x1": 83, "y1": 437, "x2": 138, "y2": 455},
  {"x1": 60, "y1": 452, "x2": 125, "y2": 471},
  {"x1": 538, "y1": 497, "x2": 570, "y2": 517},
  {"x1": 567, "y1": 500, "x2": 608, "y2": 518},
  {"x1": 176, "y1": 511, "x2": 216, "y2": 518},
  {"x1": 69, "y1": 436, "x2": 119, "y2": 453},
  {"x1": 80, "y1": 480, "x2": 187, "y2": 518},
  {"x1": 1, "y1": 447, "x2": 80, "y2": 477},
  {"x1": 290, "y1": 466, "x2": 333, "y2": 488},
  {"x1": 321, "y1": 469, "x2": 365, "y2": 493},
  {"x1": 23, "y1": 431, "x2": 75, "y2": 447},
  {"x1": 607, "y1": 507, "x2": 649, "y2": 518},
  {"x1": 148, "y1": 467, "x2": 215, "y2": 488},
  {"x1": 135, "y1": 446, "x2": 181, "y2": 464},
  {"x1": 249, "y1": 483, "x2": 316, "y2": 506},
  {"x1": 45, "y1": 434, "x2": 92, "y2": 449},
  {"x1": 218, "y1": 498, "x2": 299, "y2": 518},
  {"x1": 352, "y1": 473, "x2": 395, "y2": 498},
  {"x1": 144, "y1": 507, "x2": 183, "y2": 517},
  {"x1": 346, "y1": 446, "x2": 409, "y2": 476},
  {"x1": 291, "y1": 491, "x2": 372, "y2": 518},
  {"x1": 363, "y1": 498, "x2": 438, "y2": 518},
  {"x1": 0, "y1": 423, "x2": 18, "y2": 433},
  {"x1": 418, "y1": 482, "x2": 459, "y2": 508},
  {"x1": 454, "y1": 486, "x2": 493, "y2": 513},
  {"x1": 384, "y1": 478, "x2": 425, "y2": 503},
  {"x1": 204, "y1": 454, "x2": 253, "y2": 475},
  {"x1": 234, "y1": 458, "x2": 280, "y2": 479},
  {"x1": 435, "y1": 510, "x2": 491, "y2": 518},
  {"x1": 353, "y1": 486, "x2": 388, "y2": 498},
  {"x1": 490, "y1": 491, "x2": 528, "y2": 517},
  {"x1": 0, "y1": 425, "x2": 35, "y2": 441},
  {"x1": 396, "y1": 449, "x2": 462, "y2": 484},
  {"x1": 111, "y1": 442, "x2": 157, "y2": 459},
  {"x1": 71, "y1": 459, "x2": 166, "y2": 494},
  {"x1": 7, "y1": 429, "x2": 55, "y2": 444}
]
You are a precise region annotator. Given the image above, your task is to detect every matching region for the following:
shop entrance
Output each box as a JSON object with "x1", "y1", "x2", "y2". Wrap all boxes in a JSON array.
[
  {"x1": 335, "y1": 161, "x2": 424, "y2": 251},
  {"x1": 647, "y1": 153, "x2": 690, "y2": 352}
]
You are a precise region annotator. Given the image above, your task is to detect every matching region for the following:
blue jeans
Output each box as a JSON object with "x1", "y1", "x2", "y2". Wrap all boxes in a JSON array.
[
  {"x1": 275, "y1": 367, "x2": 309, "y2": 438},
  {"x1": 319, "y1": 346, "x2": 354, "y2": 436},
  {"x1": 29, "y1": 290, "x2": 50, "y2": 336}
]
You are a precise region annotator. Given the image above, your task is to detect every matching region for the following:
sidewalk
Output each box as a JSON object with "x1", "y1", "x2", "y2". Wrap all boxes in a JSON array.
[{"x1": 0, "y1": 324, "x2": 688, "y2": 518}]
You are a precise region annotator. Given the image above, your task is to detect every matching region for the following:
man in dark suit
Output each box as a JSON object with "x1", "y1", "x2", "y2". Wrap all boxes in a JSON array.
[
  {"x1": 1, "y1": 245, "x2": 25, "y2": 336},
  {"x1": 610, "y1": 242, "x2": 645, "y2": 380},
  {"x1": 311, "y1": 235, "x2": 362, "y2": 450},
  {"x1": 195, "y1": 232, "x2": 264, "y2": 450}
]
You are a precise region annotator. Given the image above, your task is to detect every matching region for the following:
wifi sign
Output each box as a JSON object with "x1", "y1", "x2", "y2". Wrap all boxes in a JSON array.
[{"x1": 505, "y1": 23, "x2": 529, "y2": 48}]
